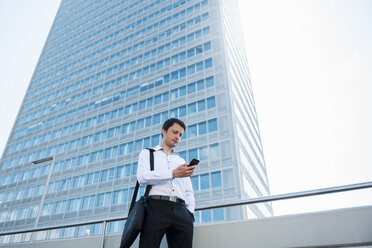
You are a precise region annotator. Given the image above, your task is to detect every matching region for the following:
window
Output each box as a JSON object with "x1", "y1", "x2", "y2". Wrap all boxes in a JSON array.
[
  {"x1": 197, "y1": 100, "x2": 205, "y2": 112},
  {"x1": 207, "y1": 96, "x2": 216, "y2": 108},
  {"x1": 179, "y1": 106, "x2": 186, "y2": 117},
  {"x1": 196, "y1": 79, "x2": 204, "y2": 90},
  {"x1": 188, "y1": 103, "x2": 196, "y2": 114},
  {"x1": 208, "y1": 118, "x2": 218, "y2": 132},
  {"x1": 179, "y1": 151, "x2": 187, "y2": 161},
  {"x1": 188, "y1": 149, "x2": 198, "y2": 161},
  {"x1": 211, "y1": 171, "x2": 222, "y2": 188},
  {"x1": 201, "y1": 209, "x2": 211, "y2": 222},
  {"x1": 213, "y1": 208, "x2": 224, "y2": 221},
  {"x1": 200, "y1": 174, "x2": 210, "y2": 190},
  {"x1": 171, "y1": 89, "x2": 178, "y2": 100},
  {"x1": 198, "y1": 122, "x2": 207, "y2": 135},
  {"x1": 188, "y1": 83, "x2": 196, "y2": 94},
  {"x1": 96, "y1": 193, "x2": 104, "y2": 207},
  {"x1": 188, "y1": 124, "x2": 197, "y2": 138},
  {"x1": 155, "y1": 94, "x2": 162, "y2": 105},
  {"x1": 191, "y1": 176, "x2": 199, "y2": 191},
  {"x1": 205, "y1": 58, "x2": 213, "y2": 68},
  {"x1": 139, "y1": 100, "x2": 146, "y2": 109}
]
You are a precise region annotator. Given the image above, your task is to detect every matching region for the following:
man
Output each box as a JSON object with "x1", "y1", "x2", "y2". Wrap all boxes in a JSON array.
[{"x1": 137, "y1": 118, "x2": 195, "y2": 248}]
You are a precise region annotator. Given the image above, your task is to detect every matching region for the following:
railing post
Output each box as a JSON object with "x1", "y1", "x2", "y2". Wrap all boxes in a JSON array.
[{"x1": 101, "y1": 221, "x2": 107, "y2": 248}]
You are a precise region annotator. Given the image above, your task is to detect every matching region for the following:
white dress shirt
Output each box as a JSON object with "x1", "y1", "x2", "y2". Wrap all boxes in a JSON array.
[{"x1": 137, "y1": 145, "x2": 195, "y2": 213}]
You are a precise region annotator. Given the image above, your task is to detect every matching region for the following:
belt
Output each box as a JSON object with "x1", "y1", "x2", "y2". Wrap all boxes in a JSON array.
[{"x1": 150, "y1": 195, "x2": 185, "y2": 204}]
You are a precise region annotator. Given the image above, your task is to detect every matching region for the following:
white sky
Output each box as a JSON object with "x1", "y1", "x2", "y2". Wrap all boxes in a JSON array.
[{"x1": 0, "y1": 0, "x2": 371, "y2": 216}]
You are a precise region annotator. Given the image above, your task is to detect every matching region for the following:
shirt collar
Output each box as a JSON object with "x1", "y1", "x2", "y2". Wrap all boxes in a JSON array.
[{"x1": 154, "y1": 145, "x2": 176, "y2": 154}]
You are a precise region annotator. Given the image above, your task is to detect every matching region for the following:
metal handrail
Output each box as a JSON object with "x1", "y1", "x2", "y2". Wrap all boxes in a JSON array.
[{"x1": 1, "y1": 181, "x2": 371, "y2": 238}]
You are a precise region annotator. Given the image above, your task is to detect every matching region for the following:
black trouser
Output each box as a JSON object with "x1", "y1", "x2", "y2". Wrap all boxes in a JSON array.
[{"x1": 139, "y1": 198, "x2": 194, "y2": 248}]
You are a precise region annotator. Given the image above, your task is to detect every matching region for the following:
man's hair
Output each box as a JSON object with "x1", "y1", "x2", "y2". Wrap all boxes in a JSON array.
[{"x1": 162, "y1": 118, "x2": 186, "y2": 132}]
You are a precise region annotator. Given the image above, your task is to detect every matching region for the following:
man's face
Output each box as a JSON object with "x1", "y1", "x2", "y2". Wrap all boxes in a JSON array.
[{"x1": 162, "y1": 123, "x2": 184, "y2": 148}]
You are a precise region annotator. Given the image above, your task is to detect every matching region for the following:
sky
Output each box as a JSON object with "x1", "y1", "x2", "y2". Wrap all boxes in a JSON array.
[{"x1": 0, "y1": 0, "x2": 371, "y2": 216}]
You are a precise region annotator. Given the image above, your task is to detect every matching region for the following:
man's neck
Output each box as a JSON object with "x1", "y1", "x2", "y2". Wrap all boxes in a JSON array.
[{"x1": 161, "y1": 143, "x2": 173, "y2": 154}]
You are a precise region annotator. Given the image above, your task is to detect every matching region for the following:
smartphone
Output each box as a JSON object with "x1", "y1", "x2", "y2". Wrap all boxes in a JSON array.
[{"x1": 188, "y1": 158, "x2": 200, "y2": 167}]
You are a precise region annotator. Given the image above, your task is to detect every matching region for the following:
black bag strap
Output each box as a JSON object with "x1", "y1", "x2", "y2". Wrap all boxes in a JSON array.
[{"x1": 129, "y1": 148, "x2": 155, "y2": 212}]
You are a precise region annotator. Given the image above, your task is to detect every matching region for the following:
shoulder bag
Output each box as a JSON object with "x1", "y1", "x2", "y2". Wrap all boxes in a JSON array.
[{"x1": 119, "y1": 148, "x2": 154, "y2": 248}]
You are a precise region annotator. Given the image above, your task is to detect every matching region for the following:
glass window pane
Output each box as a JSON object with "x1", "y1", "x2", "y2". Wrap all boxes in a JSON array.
[
  {"x1": 208, "y1": 118, "x2": 218, "y2": 132},
  {"x1": 213, "y1": 208, "x2": 224, "y2": 221},
  {"x1": 201, "y1": 209, "x2": 212, "y2": 223},
  {"x1": 200, "y1": 174, "x2": 210, "y2": 190},
  {"x1": 207, "y1": 96, "x2": 216, "y2": 109},
  {"x1": 188, "y1": 149, "x2": 198, "y2": 161},
  {"x1": 188, "y1": 103, "x2": 196, "y2": 114},
  {"x1": 198, "y1": 122, "x2": 207, "y2": 135},
  {"x1": 191, "y1": 176, "x2": 199, "y2": 191},
  {"x1": 211, "y1": 171, "x2": 222, "y2": 188},
  {"x1": 179, "y1": 106, "x2": 186, "y2": 117},
  {"x1": 188, "y1": 83, "x2": 196, "y2": 94},
  {"x1": 197, "y1": 100, "x2": 205, "y2": 112}
]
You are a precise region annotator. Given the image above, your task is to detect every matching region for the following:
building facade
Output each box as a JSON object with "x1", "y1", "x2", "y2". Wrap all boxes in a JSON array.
[{"x1": 0, "y1": 0, "x2": 271, "y2": 243}]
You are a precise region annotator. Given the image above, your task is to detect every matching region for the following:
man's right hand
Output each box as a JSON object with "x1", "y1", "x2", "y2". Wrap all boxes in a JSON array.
[{"x1": 173, "y1": 163, "x2": 195, "y2": 178}]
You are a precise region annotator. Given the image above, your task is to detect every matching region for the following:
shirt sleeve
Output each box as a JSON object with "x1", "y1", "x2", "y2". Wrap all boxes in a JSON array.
[
  {"x1": 184, "y1": 177, "x2": 195, "y2": 213},
  {"x1": 137, "y1": 149, "x2": 173, "y2": 185}
]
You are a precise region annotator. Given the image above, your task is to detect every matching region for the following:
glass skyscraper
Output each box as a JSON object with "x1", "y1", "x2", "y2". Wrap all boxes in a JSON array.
[{"x1": 0, "y1": 0, "x2": 272, "y2": 242}]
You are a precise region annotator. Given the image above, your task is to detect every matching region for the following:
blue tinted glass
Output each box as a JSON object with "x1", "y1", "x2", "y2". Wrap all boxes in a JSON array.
[
  {"x1": 204, "y1": 41, "x2": 211, "y2": 51},
  {"x1": 171, "y1": 89, "x2": 178, "y2": 100},
  {"x1": 96, "y1": 193, "x2": 104, "y2": 207},
  {"x1": 147, "y1": 98, "x2": 153, "y2": 107},
  {"x1": 179, "y1": 151, "x2": 187, "y2": 161},
  {"x1": 132, "y1": 163, "x2": 138, "y2": 175},
  {"x1": 135, "y1": 140, "x2": 142, "y2": 151},
  {"x1": 200, "y1": 174, "x2": 210, "y2": 190},
  {"x1": 198, "y1": 122, "x2": 207, "y2": 135},
  {"x1": 179, "y1": 106, "x2": 186, "y2": 117},
  {"x1": 208, "y1": 118, "x2": 217, "y2": 132},
  {"x1": 188, "y1": 125, "x2": 197, "y2": 138},
  {"x1": 143, "y1": 137, "x2": 150, "y2": 148},
  {"x1": 196, "y1": 61, "x2": 203, "y2": 71},
  {"x1": 145, "y1": 117, "x2": 151, "y2": 127},
  {"x1": 180, "y1": 86, "x2": 186, "y2": 96},
  {"x1": 155, "y1": 95, "x2": 162, "y2": 104},
  {"x1": 199, "y1": 146, "x2": 208, "y2": 160},
  {"x1": 213, "y1": 208, "x2": 224, "y2": 221},
  {"x1": 191, "y1": 176, "x2": 199, "y2": 191},
  {"x1": 171, "y1": 71, "x2": 179, "y2": 80},
  {"x1": 140, "y1": 100, "x2": 146, "y2": 109},
  {"x1": 205, "y1": 58, "x2": 213, "y2": 68},
  {"x1": 194, "y1": 211, "x2": 201, "y2": 224},
  {"x1": 197, "y1": 100, "x2": 205, "y2": 112},
  {"x1": 207, "y1": 96, "x2": 216, "y2": 108},
  {"x1": 188, "y1": 83, "x2": 196, "y2": 94},
  {"x1": 201, "y1": 209, "x2": 212, "y2": 223},
  {"x1": 188, "y1": 149, "x2": 198, "y2": 161},
  {"x1": 161, "y1": 112, "x2": 168, "y2": 122},
  {"x1": 153, "y1": 114, "x2": 161, "y2": 124},
  {"x1": 152, "y1": 135, "x2": 160, "y2": 147},
  {"x1": 180, "y1": 68, "x2": 186, "y2": 78},
  {"x1": 211, "y1": 171, "x2": 222, "y2": 188},
  {"x1": 163, "y1": 74, "x2": 170, "y2": 83},
  {"x1": 163, "y1": 92, "x2": 169, "y2": 102},
  {"x1": 188, "y1": 103, "x2": 196, "y2": 114},
  {"x1": 196, "y1": 79, "x2": 204, "y2": 90},
  {"x1": 170, "y1": 108, "x2": 178, "y2": 118}
]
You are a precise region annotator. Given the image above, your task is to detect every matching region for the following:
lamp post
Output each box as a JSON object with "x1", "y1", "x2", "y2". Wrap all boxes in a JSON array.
[{"x1": 32, "y1": 156, "x2": 54, "y2": 228}]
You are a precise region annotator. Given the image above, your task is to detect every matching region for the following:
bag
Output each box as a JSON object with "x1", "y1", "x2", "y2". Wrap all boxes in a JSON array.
[{"x1": 120, "y1": 148, "x2": 154, "y2": 248}]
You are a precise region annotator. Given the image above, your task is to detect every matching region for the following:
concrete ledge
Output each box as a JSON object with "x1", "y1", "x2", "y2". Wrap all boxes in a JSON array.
[
  {"x1": 2, "y1": 206, "x2": 372, "y2": 248},
  {"x1": 193, "y1": 205, "x2": 372, "y2": 248}
]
